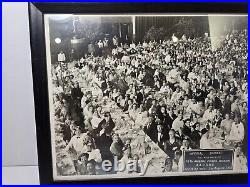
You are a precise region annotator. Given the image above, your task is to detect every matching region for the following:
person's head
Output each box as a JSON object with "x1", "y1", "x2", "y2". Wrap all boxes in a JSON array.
[
  {"x1": 227, "y1": 94, "x2": 233, "y2": 102},
  {"x1": 133, "y1": 154, "x2": 139, "y2": 161},
  {"x1": 104, "y1": 112, "x2": 111, "y2": 121},
  {"x1": 161, "y1": 106, "x2": 166, "y2": 114},
  {"x1": 208, "y1": 105, "x2": 213, "y2": 112},
  {"x1": 168, "y1": 109, "x2": 173, "y2": 115},
  {"x1": 75, "y1": 125, "x2": 82, "y2": 136},
  {"x1": 78, "y1": 153, "x2": 89, "y2": 163},
  {"x1": 125, "y1": 95, "x2": 129, "y2": 100},
  {"x1": 225, "y1": 113, "x2": 230, "y2": 120},
  {"x1": 66, "y1": 114, "x2": 71, "y2": 120},
  {"x1": 87, "y1": 159, "x2": 96, "y2": 175},
  {"x1": 176, "y1": 87, "x2": 180, "y2": 93},
  {"x1": 234, "y1": 144, "x2": 243, "y2": 156},
  {"x1": 230, "y1": 81, "x2": 235, "y2": 87},
  {"x1": 86, "y1": 140, "x2": 94, "y2": 152},
  {"x1": 157, "y1": 124, "x2": 163, "y2": 133},
  {"x1": 132, "y1": 103, "x2": 137, "y2": 110},
  {"x1": 88, "y1": 105, "x2": 93, "y2": 113},
  {"x1": 74, "y1": 82, "x2": 79, "y2": 88},
  {"x1": 139, "y1": 104, "x2": 144, "y2": 112},
  {"x1": 178, "y1": 112, "x2": 183, "y2": 119},
  {"x1": 184, "y1": 95, "x2": 188, "y2": 100},
  {"x1": 185, "y1": 119, "x2": 191, "y2": 127},
  {"x1": 191, "y1": 98, "x2": 196, "y2": 104},
  {"x1": 174, "y1": 150, "x2": 182, "y2": 161},
  {"x1": 234, "y1": 116, "x2": 240, "y2": 124},
  {"x1": 62, "y1": 98, "x2": 67, "y2": 105},
  {"x1": 112, "y1": 134, "x2": 120, "y2": 143},
  {"x1": 182, "y1": 138, "x2": 190, "y2": 148},
  {"x1": 215, "y1": 109, "x2": 221, "y2": 115},
  {"x1": 87, "y1": 93, "x2": 92, "y2": 99},
  {"x1": 164, "y1": 158, "x2": 173, "y2": 172},
  {"x1": 169, "y1": 129, "x2": 175, "y2": 139},
  {"x1": 97, "y1": 105, "x2": 102, "y2": 113}
]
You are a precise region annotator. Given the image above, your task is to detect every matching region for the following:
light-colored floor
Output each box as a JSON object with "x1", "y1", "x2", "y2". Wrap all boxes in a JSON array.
[{"x1": 2, "y1": 166, "x2": 40, "y2": 185}]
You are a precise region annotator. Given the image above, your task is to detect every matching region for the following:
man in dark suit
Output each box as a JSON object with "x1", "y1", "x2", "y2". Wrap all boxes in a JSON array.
[
  {"x1": 136, "y1": 89, "x2": 144, "y2": 105},
  {"x1": 93, "y1": 112, "x2": 115, "y2": 137},
  {"x1": 221, "y1": 95, "x2": 232, "y2": 116},
  {"x1": 165, "y1": 110, "x2": 177, "y2": 130},
  {"x1": 214, "y1": 94, "x2": 222, "y2": 110},
  {"x1": 208, "y1": 75, "x2": 220, "y2": 90},
  {"x1": 155, "y1": 124, "x2": 168, "y2": 150},
  {"x1": 101, "y1": 79, "x2": 108, "y2": 94},
  {"x1": 144, "y1": 117, "x2": 157, "y2": 140},
  {"x1": 71, "y1": 82, "x2": 83, "y2": 104}
]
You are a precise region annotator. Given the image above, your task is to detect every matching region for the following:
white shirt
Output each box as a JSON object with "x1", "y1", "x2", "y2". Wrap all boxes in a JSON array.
[
  {"x1": 98, "y1": 41, "x2": 104, "y2": 48},
  {"x1": 187, "y1": 72, "x2": 197, "y2": 80},
  {"x1": 91, "y1": 115, "x2": 103, "y2": 129},
  {"x1": 121, "y1": 55, "x2": 130, "y2": 64},
  {"x1": 113, "y1": 38, "x2": 118, "y2": 46},
  {"x1": 157, "y1": 133, "x2": 163, "y2": 142},
  {"x1": 54, "y1": 86, "x2": 63, "y2": 95},
  {"x1": 85, "y1": 149, "x2": 102, "y2": 163},
  {"x1": 58, "y1": 53, "x2": 66, "y2": 62},
  {"x1": 220, "y1": 119, "x2": 232, "y2": 135},
  {"x1": 165, "y1": 55, "x2": 171, "y2": 63},
  {"x1": 172, "y1": 35, "x2": 179, "y2": 43},
  {"x1": 130, "y1": 43, "x2": 136, "y2": 48},
  {"x1": 202, "y1": 110, "x2": 215, "y2": 122},
  {"x1": 233, "y1": 153, "x2": 248, "y2": 171},
  {"x1": 172, "y1": 118, "x2": 184, "y2": 133},
  {"x1": 65, "y1": 133, "x2": 89, "y2": 154},
  {"x1": 103, "y1": 40, "x2": 108, "y2": 47},
  {"x1": 200, "y1": 134, "x2": 213, "y2": 149},
  {"x1": 228, "y1": 122, "x2": 244, "y2": 142}
]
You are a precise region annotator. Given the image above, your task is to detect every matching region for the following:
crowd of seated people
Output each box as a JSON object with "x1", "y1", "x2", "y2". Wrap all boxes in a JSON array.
[{"x1": 52, "y1": 29, "x2": 248, "y2": 175}]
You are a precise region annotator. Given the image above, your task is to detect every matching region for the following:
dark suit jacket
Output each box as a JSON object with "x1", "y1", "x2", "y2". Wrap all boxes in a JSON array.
[
  {"x1": 165, "y1": 114, "x2": 176, "y2": 130},
  {"x1": 93, "y1": 119, "x2": 115, "y2": 137},
  {"x1": 182, "y1": 125, "x2": 191, "y2": 138},
  {"x1": 136, "y1": 92, "x2": 144, "y2": 105},
  {"x1": 222, "y1": 99, "x2": 232, "y2": 116},
  {"x1": 164, "y1": 139, "x2": 181, "y2": 159},
  {"x1": 71, "y1": 87, "x2": 83, "y2": 100},
  {"x1": 144, "y1": 121, "x2": 157, "y2": 141},
  {"x1": 154, "y1": 132, "x2": 168, "y2": 150},
  {"x1": 214, "y1": 96, "x2": 222, "y2": 110},
  {"x1": 208, "y1": 79, "x2": 220, "y2": 90}
]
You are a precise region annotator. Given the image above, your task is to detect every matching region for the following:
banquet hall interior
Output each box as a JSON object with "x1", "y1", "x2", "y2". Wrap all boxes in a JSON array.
[{"x1": 48, "y1": 15, "x2": 248, "y2": 176}]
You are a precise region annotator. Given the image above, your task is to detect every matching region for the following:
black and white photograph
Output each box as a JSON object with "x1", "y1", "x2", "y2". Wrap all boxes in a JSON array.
[{"x1": 44, "y1": 14, "x2": 248, "y2": 181}]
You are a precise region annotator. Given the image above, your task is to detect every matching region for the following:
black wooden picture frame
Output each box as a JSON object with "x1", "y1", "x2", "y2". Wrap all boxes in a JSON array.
[{"x1": 28, "y1": 2, "x2": 248, "y2": 184}]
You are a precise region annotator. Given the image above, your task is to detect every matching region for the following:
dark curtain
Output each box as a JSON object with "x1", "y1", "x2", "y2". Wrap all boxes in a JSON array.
[
  {"x1": 135, "y1": 16, "x2": 176, "y2": 42},
  {"x1": 135, "y1": 16, "x2": 209, "y2": 42}
]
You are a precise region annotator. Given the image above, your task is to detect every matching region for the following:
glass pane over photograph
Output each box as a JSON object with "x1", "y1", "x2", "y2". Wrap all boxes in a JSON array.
[{"x1": 44, "y1": 14, "x2": 248, "y2": 181}]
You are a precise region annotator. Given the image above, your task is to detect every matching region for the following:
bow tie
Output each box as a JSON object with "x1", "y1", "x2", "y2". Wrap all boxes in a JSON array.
[{"x1": 77, "y1": 136, "x2": 80, "y2": 139}]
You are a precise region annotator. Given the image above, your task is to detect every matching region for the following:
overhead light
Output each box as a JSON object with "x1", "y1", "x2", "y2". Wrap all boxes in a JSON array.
[{"x1": 55, "y1": 38, "x2": 62, "y2": 44}]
